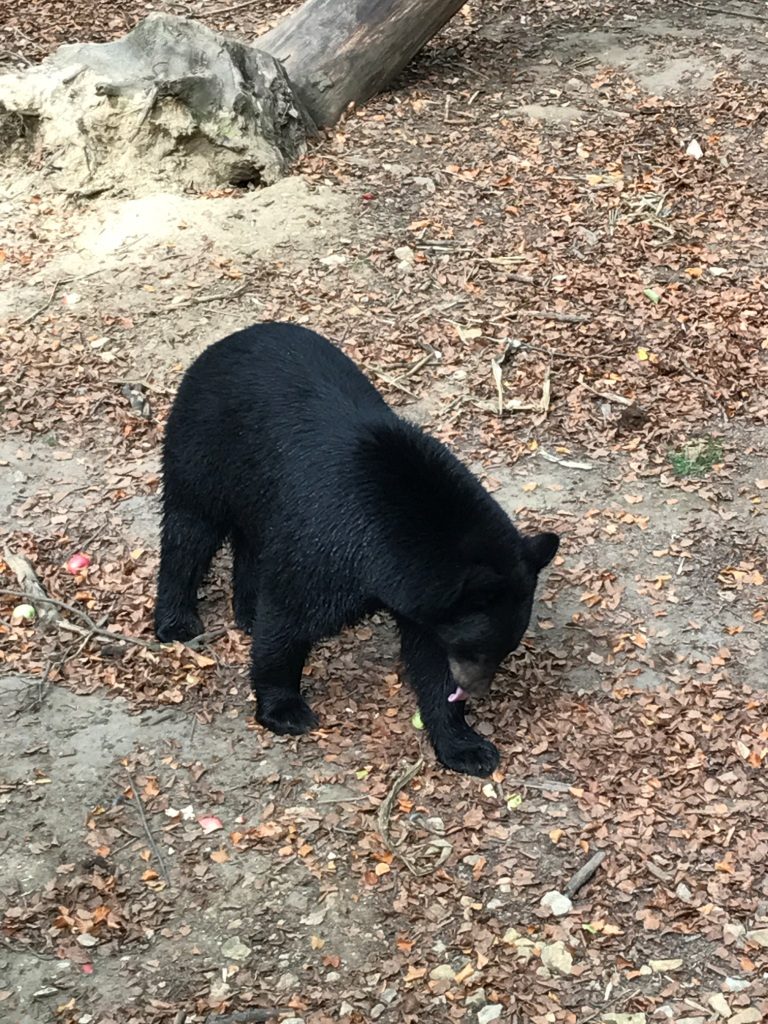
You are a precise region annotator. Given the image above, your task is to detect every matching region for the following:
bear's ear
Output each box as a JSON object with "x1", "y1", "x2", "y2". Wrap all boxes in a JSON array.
[{"x1": 523, "y1": 531, "x2": 560, "y2": 571}]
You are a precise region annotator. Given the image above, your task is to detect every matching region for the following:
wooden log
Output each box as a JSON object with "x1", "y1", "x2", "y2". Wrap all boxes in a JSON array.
[{"x1": 258, "y1": 0, "x2": 468, "y2": 127}]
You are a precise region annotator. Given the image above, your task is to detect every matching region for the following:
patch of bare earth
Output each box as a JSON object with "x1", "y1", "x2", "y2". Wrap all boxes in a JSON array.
[{"x1": 1, "y1": 2, "x2": 767, "y2": 1024}]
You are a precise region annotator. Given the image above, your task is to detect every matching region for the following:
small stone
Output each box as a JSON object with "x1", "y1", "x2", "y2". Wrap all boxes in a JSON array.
[
  {"x1": 746, "y1": 927, "x2": 768, "y2": 948},
  {"x1": 501, "y1": 928, "x2": 521, "y2": 944},
  {"x1": 370, "y1": 1005, "x2": 386, "y2": 1020},
  {"x1": 723, "y1": 921, "x2": 746, "y2": 944},
  {"x1": 339, "y1": 1002, "x2": 354, "y2": 1016},
  {"x1": 730, "y1": 1010, "x2": 761, "y2": 1024},
  {"x1": 209, "y1": 979, "x2": 231, "y2": 1003},
  {"x1": 381, "y1": 988, "x2": 398, "y2": 1005},
  {"x1": 394, "y1": 245, "x2": 414, "y2": 263},
  {"x1": 276, "y1": 971, "x2": 299, "y2": 992},
  {"x1": 723, "y1": 978, "x2": 750, "y2": 993},
  {"x1": 477, "y1": 1006, "x2": 502, "y2": 1024},
  {"x1": 639, "y1": 965, "x2": 653, "y2": 976},
  {"x1": 220, "y1": 936, "x2": 250, "y2": 960},
  {"x1": 540, "y1": 941, "x2": 572, "y2": 976},
  {"x1": 429, "y1": 964, "x2": 455, "y2": 982},
  {"x1": 648, "y1": 958, "x2": 683, "y2": 973},
  {"x1": 319, "y1": 254, "x2": 346, "y2": 268},
  {"x1": 465, "y1": 988, "x2": 487, "y2": 1008},
  {"x1": 675, "y1": 882, "x2": 693, "y2": 902},
  {"x1": 540, "y1": 890, "x2": 573, "y2": 917},
  {"x1": 708, "y1": 993, "x2": 731, "y2": 1018},
  {"x1": 604, "y1": 1015, "x2": 647, "y2": 1024}
]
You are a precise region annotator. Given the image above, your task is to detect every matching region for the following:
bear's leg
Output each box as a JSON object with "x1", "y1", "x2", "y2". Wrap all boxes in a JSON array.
[
  {"x1": 155, "y1": 506, "x2": 224, "y2": 642},
  {"x1": 398, "y1": 619, "x2": 500, "y2": 777},
  {"x1": 251, "y1": 601, "x2": 318, "y2": 736},
  {"x1": 232, "y1": 530, "x2": 260, "y2": 633}
]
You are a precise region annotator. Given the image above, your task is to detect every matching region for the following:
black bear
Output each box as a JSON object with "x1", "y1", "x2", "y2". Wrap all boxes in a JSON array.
[{"x1": 155, "y1": 323, "x2": 559, "y2": 777}]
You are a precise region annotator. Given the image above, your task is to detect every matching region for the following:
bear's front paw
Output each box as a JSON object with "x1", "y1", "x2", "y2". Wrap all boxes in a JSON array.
[
  {"x1": 257, "y1": 697, "x2": 319, "y2": 736},
  {"x1": 435, "y1": 736, "x2": 500, "y2": 777},
  {"x1": 155, "y1": 609, "x2": 204, "y2": 643}
]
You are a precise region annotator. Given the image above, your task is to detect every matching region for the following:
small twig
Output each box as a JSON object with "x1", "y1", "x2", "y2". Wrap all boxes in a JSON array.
[
  {"x1": 187, "y1": 282, "x2": 250, "y2": 305},
  {"x1": 505, "y1": 776, "x2": 573, "y2": 792},
  {"x1": 578, "y1": 988, "x2": 642, "y2": 1024},
  {"x1": 509, "y1": 309, "x2": 589, "y2": 324},
  {"x1": 578, "y1": 376, "x2": 633, "y2": 407},
  {"x1": 677, "y1": 0, "x2": 768, "y2": 21},
  {"x1": 1, "y1": 588, "x2": 225, "y2": 653},
  {"x1": 539, "y1": 449, "x2": 593, "y2": 471},
  {"x1": 564, "y1": 850, "x2": 606, "y2": 899},
  {"x1": 204, "y1": 1009, "x2": 291, "y2": 1024},
  {"x1": 3, "y1": 548, "x2": 58, "y2": 626},
  {"x1": 123, "y1": 768, "x2": 171, "y2": 887},
  {"x1": 378, "y1": 758, "x2": 430, "y2": 875},
  {"x1": 363, "y1": 364, "x2": 419, "y2": 398},
  {"x1": 201, "y1": 0, "x2": 262, "y2": 17},
  {"x1": 129, "y1": 85, "x2": 159, "y2": 140}
]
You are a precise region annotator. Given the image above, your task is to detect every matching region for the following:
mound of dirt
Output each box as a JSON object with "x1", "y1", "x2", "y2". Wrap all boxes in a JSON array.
[{"x1": 0, "y1": 13, "x2": 311, "y2": 196}]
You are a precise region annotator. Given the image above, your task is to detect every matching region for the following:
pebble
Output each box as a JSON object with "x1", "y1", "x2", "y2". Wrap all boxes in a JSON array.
[
  {"x1": 370, "y1": 1005, "x2": 385, "y2": 1020},
  {"x1": 746, "y1": 927, "x2": 768, "y2": 947},
  {"x1": 540, "y1": 941, "x2": 572, "y2": 976},
  {"x1": 477, "y1": 1005, "x2": 502, "y2": 1024},
  {"x1": 429, "y1": 964, "x2": 455, "y2": 981},
  {"x1": 724, "y1": 978, "x2": 750, "y2": 993},
  {"x1": 220, "y1": 936, "x2": 250, "y2": 961},
  {"x1": 675, "y1": 882, "x2": 693, "y2": 902},
  {"x1": 465, "y1": 988, "x2": 487, "y2": 1008},
  {"x1": 730, "y1": 1010, "x2": 761, "y2": 1024},
  {"x1": 540, "y1": 889, "x2": 574, "y2": 917},
  {"x1": 603, "y1": 1015, "x2": 647, "y2": 1024},
  {"x1": 648, "y1": 958, "x2": 683, "y2": 973},
  {"x1": 708, "y1": 993, "x2": 731, "y2": 1018}
]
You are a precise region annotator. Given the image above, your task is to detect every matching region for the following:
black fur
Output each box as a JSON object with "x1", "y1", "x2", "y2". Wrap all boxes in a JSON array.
[{"x1": 155, "y1": 323, "x2": 559, "y2": 776}]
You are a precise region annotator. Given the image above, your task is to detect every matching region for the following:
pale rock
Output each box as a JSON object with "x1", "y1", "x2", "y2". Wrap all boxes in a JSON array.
[
  {"x1": 477, "y1": 1005, "x2": 502, "y2": 1024},
  {"x1": 429, "y1": 964, "x2": 455, "y2": 982},
  {"x1": 723, "y1": 978, "x2": 750, "y2": 993},
  {"x1": 394, "y1": 245, "x2": 415, "y2": 263},
  {"x1": 540, "y1": 941, "x2": 572, "y2": 976},
  {"x1": 370, "y1": 1005, "x2": 385, "y2": 1020},
  {"x1": 730, "y1": 1010, "x2": 761, "y2": 1024},
  {"x1": 708, "y1": 993, "x2": 731, "y2": 1018},
  {"x1": 209, "y1": 978, "x2": 231, "y2": 1003},
  {"x1": 501, "y1": 928, "x2": 521, "y2": 944},
  {"x1": 603, "y1": 1015, "x2": 647, "y2": 1024},
  {"x1": 648, "y1": 958, "x2": 683, "y2": 973},
  {"x1": 465, "y1": 988, "x2": 487, "y2": 1008},
  {"x1": 746, "y1": 927, "x2": 768, "y2": 947},
  {"x1": 723, "y1": 921, "x2": 746, "y2": 944},
  {"x1": 277, "y1": 971, "x2": 299, "y2": 991},
  {"x1": 675, "y1": 882, "x2": 693, "y2": 902},
  {"x1": 540, "y1": 889, "x2": 573, "y2": 917},
  {"x1": 220, "y1": 936, "x2": 251, "y2": 960},
  {"x1": 319, "y1": 254, "x2": 347, "y2": 268},
  {"x1": 281, "y1": 1018, "x2": 305, "y2": 1024}
]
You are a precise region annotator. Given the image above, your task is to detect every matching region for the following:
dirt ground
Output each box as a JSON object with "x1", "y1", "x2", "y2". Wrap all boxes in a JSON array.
[{"x1": 1, "y1": 2, "x2": 767, "y2": 1023}]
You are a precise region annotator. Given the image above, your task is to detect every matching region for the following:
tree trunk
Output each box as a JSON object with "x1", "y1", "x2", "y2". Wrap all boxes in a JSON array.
[{"x1": 258, "y1": 0, "x2": 468, "y2": 128}]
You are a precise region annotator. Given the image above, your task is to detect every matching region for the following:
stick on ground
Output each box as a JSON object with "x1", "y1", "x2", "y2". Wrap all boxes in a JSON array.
[
  {"x1": 124, "y1": 768, "x2": 171, "y2": 887},
  {"x1": 564, "y1": 850, "x2": 606, "y2": 898}
]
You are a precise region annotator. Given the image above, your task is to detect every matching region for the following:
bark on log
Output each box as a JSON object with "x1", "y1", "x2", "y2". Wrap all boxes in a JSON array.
[{"x1": 258, "y1": 0, "x2": 469, "y2": 128}]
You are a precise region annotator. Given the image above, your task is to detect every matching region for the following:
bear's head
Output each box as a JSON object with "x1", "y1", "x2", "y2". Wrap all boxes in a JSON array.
[{"x1": 435, "y1": 531, "x2": 560, "y2": 700}]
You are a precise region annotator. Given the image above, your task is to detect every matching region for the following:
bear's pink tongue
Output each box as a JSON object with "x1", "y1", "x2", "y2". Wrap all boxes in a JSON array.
[{"x1": 448, "y1": 686, "x2": 468, "y2": 703}]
